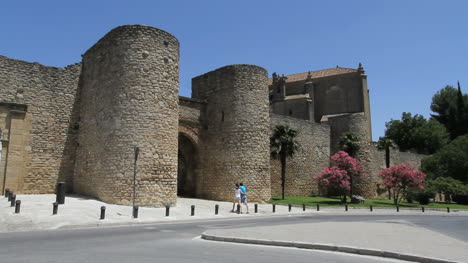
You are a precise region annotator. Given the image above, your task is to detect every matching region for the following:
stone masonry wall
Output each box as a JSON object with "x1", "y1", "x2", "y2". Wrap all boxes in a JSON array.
[
  {"x1": 75, "y1": 25, "x2": 180, "y2": 206},
  {"x1": 327, "y1": 113, "x2": 375, "y2": 198},
  {"x1": 192, "y1": 65, "x2": 271, "y2": 202},
  {"x1": 270, "y1": 114, "x2": 330, "y2": 197},
  {"x1": 0, "y1": 55, "x2": 81, "y2": 194},
  {"x1": 368, "y1": 143, "x2": 427, "y2": 196}
]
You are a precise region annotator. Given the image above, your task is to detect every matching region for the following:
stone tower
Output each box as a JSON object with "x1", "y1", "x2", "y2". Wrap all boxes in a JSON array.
[
  {"x1": 74, "y1": 25, "x2": 180, "y2": 206},
  {"x1": 192, "y1": 65, "x2": 271, "y2": 202}
]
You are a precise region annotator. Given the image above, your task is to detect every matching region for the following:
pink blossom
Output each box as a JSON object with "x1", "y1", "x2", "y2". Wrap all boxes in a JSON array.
[
  {"x1": 379, "y1": 163, "x2": 426, "y2": 204},
  {"x1": 315, "y1": 166, "x2": 351, "y2": 194}
]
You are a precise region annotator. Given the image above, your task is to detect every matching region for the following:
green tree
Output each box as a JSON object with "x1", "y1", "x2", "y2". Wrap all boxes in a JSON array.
[
  {"x1": 421, "y1": 134, "x2": 468, "y2": 183},
  {"x1": 270, "y1": 125, "x2": 300, "y2": 200},
  {"x1": 430, "y1": 83, "x2": 468, "y2": 139},
  {"x1": 427, "y1": 177, "x2": 466, "y2": 203},
  {"x1": 377, "y1": 136, "x2": 397, "y2": 199},
  {"x1": 385, "y1": 112, "x2": 449, "y2": 154},
  {"x1": 337, "y1": 132, "x2": 360, "y2": 158}
]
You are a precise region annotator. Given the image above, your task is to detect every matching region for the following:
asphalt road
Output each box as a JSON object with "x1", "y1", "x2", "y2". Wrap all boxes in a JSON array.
[{"x1": 0, "y1": 214, "x2": 466, "y2": 263}]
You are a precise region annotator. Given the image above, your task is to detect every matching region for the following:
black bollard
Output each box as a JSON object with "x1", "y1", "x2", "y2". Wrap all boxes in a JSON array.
[
  {"x1": 215, "y1": 204, "x2": 219, "y2": 215},
  {"x1": 447, "y1": 207, "x2": 450, "y2": 213},
  {"x1": 288, "y1": 204, "x2": 292, "y2": 212},
  {"x1": 254, "y1": 203, "x2": 258, "y2": 213},
  {"x1": 191, "y1": 205, "x2": 195, "y2": 216},
  {"x1": 422, "y1": 206, "x2": 425, "y2": 213},
  {"x1": 236, "y1": 204, "x2": 240, "y2": 214},
  {"x1": 56, "y1": 182, "x2": 66, "y2": 205},
  {"x1": 8, "y1": 191, "x2": 13, "y2": 202},
  {"x1": 272, "y1": 203, "x2": 276, "y2": 213},
  {"x1": 133, "y1": 206, "x2": 139, "y2": 218},
  {"x1": 10, "y1": 194, "x2": 16, "y2": 207},
  {"x1": 53, "y1": 202, "x2": 58, "y2": 215},
  {"x1": 303, "y1": 203, "x2": 306, "y2": 211},
  {"x1": 4, "y1": 188, "x2": 9, "y2": 197},
  {"x1": 345, "y1": 204, "x2": 348, "y2": 212},
  {"x1": 370, "y1": 205, "x2": 373, "y2": 212},
  {"x1": 166, "y1": 205, "x2": 170, "y2": 217},
  {"x1": 316, "y1": 204, "x2": 320, "y2": 211},
  {"x1": 15, "y1": 200, "x2": 21, "y2": 214},
  {"x1": 100, "y1": 206, "x2": 106, "y2": 220},
  {"x1": 396, "y1": 205, "x2": 399, "y2": 212}
]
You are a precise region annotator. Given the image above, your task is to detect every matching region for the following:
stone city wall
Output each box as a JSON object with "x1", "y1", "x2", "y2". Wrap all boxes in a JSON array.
[
  {"x1": 74, "y1": 25, "x2": 180, "y2": 206},
  {"x1": 368, "y1": 143, "x2": 427, "y2": 197},
  {"x1": 270, "y1": 114, "x2": 330, "y2": 197},
  {"x1": 192, "y1": 64, "x2": 271, "y2": 202},
  {"x1": 0, "y1": 55, "x2": 81, "y2": 194}
]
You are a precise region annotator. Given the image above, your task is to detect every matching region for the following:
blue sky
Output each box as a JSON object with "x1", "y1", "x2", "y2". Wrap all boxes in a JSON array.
[{"x1": 1, "y1": 0, "x2": 467, "y2": 140}]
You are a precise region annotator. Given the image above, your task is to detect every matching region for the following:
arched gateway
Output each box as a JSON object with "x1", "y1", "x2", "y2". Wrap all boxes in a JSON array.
[{"x1": 178, "y1": 124, "x2": 200, "y2": 197}]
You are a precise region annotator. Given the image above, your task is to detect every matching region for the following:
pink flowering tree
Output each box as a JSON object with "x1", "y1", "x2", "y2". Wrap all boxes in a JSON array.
[
  {"x1": 379, "y1": 163, "x2": 426, "y2": 205},
  {"x1": 315, "y1": 166, "x2": 350, "y2": 202},
  {"x1": 315, "y1": 151, "x2": 364, "y2": 202},
  {"x1": 331, "y1": 151, "x2": 364, "y2": 199}
]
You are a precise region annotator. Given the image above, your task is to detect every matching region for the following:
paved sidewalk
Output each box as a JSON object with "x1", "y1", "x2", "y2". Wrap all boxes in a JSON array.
[
  {"x1": 1, "y1": 194, "x2": 467, "y2": 233},
  {"x1": 202, "y1": 220, "x2": 468, "y2": 263}
]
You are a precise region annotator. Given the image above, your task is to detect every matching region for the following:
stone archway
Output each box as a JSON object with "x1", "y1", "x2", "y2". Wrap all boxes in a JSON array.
[{"x1": 177, "y1": 127, "x2": 200, "y2": 197}]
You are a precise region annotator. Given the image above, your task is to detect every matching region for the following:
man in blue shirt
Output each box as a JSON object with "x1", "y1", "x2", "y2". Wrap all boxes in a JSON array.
[{"x1": 239, "y1": 183, "x2": 249, "y2": 214}]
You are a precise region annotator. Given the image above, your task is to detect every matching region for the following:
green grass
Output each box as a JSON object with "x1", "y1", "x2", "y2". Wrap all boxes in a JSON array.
[{"x1": 270, "y1": 196, "x2": 468, "y2": 209}]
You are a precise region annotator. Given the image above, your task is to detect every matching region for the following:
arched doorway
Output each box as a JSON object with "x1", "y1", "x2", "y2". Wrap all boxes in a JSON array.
[{"x1": 177, "y1": 133, "x2": 198, "y2": 197}]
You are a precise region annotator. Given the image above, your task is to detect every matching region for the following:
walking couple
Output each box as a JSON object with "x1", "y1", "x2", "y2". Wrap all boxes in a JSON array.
[{"x1": 232, "y1": 183, "x2": 249, "y2": 214}]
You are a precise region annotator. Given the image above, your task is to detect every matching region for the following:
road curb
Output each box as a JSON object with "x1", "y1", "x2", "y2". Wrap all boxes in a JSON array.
[{"x1": 201, "y1": 232, "x2": 461, "y2": 263}]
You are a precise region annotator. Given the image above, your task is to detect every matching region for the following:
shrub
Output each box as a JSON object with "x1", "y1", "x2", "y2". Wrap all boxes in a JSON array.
[
  {"x1": 453, "y1": 194, "x2": 468, "y2": 205},
  {"x1": 407, "y1": 190, "x2": 436, "y2": 205}
]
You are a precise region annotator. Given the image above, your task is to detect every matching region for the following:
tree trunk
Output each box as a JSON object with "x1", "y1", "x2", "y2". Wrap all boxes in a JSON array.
[
  {"x1": 385, "y1": 147, "x2": 390, "y2": 168},
  {"x1": 385, "y1": 146, "x2": 391, "y2": 199},
  {"x1": 349, "y1": 175, "x2": 353, "y2": 202},
  {"x1": 280, "y1": 153, "x2": 286, "y2": 200}
]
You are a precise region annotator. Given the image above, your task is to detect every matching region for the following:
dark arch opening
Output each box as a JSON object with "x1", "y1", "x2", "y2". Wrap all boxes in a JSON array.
[{"x1": 177, "y1": 133, "x2": 198, "y2": 197}]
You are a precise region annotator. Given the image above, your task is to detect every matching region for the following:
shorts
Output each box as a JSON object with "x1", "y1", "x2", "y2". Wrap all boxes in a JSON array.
[
  {"x1": 235, "y1": 197, "x2": 241, "y2": 200},
  {"x1": 241, "y1": 196, "x2": 248, "y2": 204}
]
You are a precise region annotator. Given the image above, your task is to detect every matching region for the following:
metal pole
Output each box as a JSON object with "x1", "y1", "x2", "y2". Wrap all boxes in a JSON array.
[
  {"x1": 133, "y1": 146, "x2": 139, "y2": 210},
  {"x1": 15, "y1": 200, "x2": 21, "y2": 214},
  {"x1": 53, "y1": 202, "x2": 58, "y2": 215},
  {"x1": 100, "y1": 206, "x2": 106, "y2": 220},
  {"x1": 10, "y1": 194, "x2": 16, "y2": 207}
]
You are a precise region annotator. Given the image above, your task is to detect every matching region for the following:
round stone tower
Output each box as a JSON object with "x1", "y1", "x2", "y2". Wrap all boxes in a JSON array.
[
  {"x1": 74, "y1": 25, "x2": 179, "y2": 206},
  {"x1": 327, "y1": 112, "x2": 375, "y2": 198},
  {"x1": 192, "y1": 65, "x2": 271, "y2": 202}
]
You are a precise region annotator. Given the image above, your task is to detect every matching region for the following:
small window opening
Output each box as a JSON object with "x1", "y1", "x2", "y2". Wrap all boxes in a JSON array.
[
  {"x1": 221, "y1": 111, "x2": 225, "y2": 122},
  {"x1": 289, "y1": 109, "x2": 293, "y2": 116}
]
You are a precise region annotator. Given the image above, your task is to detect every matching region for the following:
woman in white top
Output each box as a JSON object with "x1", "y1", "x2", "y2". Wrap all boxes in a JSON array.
[{"x1": 231, "y1": 184, "x2": 242, "y2": 213}]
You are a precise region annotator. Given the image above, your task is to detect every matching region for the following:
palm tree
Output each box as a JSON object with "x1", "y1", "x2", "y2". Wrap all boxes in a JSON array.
[
  {"x1": 377, "y1": 136, "x2": 397, "y2": 199},
  {"x1": 337, "y1": 132, "x2": 360, "y2": 158},
  {"x1": 337, "y1": 132, "x2": 360, "y2": 198},
  {"x1": 270, "y1": 125, "x2": 300, "y2": 200}
]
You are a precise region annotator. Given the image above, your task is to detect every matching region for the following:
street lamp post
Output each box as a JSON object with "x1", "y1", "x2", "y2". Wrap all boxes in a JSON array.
[{"x1": 132, "y1": 146, "x2": 139, "y2": 218}]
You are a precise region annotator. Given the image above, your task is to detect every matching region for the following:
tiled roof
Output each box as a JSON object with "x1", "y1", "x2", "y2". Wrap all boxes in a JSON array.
[{"x1": 268, "y1": 67, "x2": 358, "y2": 84}]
